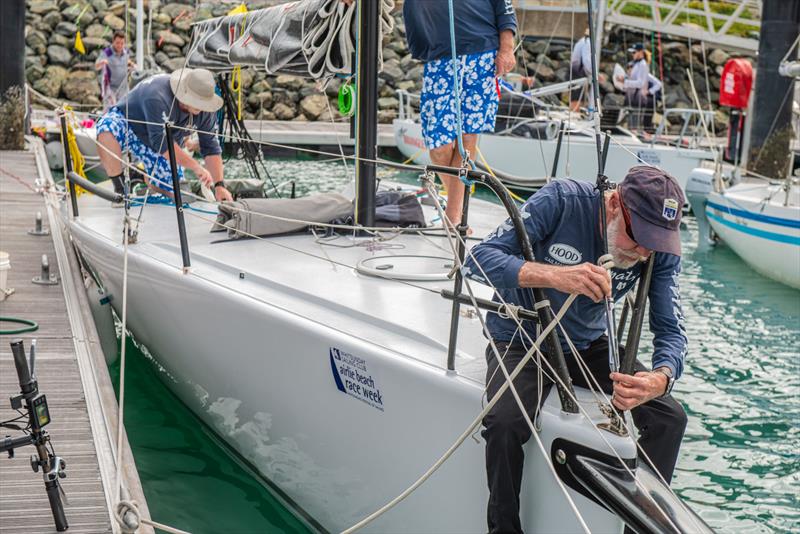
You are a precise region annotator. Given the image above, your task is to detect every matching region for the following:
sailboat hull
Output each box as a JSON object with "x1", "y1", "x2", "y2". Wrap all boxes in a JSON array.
[
  {"x1": 706, "y1": 184, "x2": 800, "y2": 289},
  {"x1": 65, "y1": 196, "x2": 633, "y2": 533},
  {"x1": 394, "y1": 119, "x2": 711, "y2": 192}
]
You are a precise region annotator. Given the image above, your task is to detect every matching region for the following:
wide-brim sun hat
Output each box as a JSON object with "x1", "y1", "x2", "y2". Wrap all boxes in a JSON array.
[{"x1": 169, "y1": 68, "x2": 223, "y2": 113}]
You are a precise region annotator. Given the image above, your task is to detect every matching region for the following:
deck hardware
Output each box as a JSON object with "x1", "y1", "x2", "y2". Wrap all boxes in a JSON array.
[
  {"x1": 28, "y1": 212, "x2": 50, "y2": 236},
  {"x1": 376, "y1": 264, "x2": 393, "y2": 271},
  {"x1": 32, "y1": 255, "x2": 58, "y2": 285},
  {"x1": 239, "y1": 272, "x2": 246, "y2": 279},
  {"x1": 555, "y1": 449, "x2": 567, "y2": 465}
]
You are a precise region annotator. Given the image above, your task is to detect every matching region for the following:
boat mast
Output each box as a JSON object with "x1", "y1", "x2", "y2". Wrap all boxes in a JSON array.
[
  {"x1": 135, "y1": 0, "x2": 145, "y2": 69},
  {"x1": 353, "y1": 0, "x2": 379, "y2": 227},
  {"x1": 0, "y1": 0, "x2": 25, "y2": 97}
]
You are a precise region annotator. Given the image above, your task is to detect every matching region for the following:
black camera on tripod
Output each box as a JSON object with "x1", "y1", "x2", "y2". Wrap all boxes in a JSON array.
[{"x1": 1, "y1": 339, "x2": 68, "y2": 531}]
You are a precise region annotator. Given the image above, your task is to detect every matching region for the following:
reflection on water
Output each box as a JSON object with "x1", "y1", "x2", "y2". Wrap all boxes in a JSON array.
[{"x1": 117, "y1": 158, "x2": 799, "y2": 533}]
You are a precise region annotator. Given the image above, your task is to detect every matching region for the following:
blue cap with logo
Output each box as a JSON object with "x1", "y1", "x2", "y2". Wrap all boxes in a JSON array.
[
  {"x1": 618, "y1": 166, "x2": 684, "y2": 256},
  {"x1": 628, "y1": 43, "x2": 646, "y2": 53}
]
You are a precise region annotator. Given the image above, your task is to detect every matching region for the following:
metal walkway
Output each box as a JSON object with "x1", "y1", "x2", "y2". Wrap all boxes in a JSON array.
[{"x1": 0, "y1": 146, "x2": 150, "y2": 533}]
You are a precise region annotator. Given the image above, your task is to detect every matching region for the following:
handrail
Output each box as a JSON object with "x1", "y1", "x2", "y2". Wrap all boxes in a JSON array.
[{"x1": 66, "y1": 172, "x2": 123, "y2": 204}]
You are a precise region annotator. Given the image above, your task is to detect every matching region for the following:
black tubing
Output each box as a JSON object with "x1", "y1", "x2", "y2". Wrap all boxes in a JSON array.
[{"x1": 66, "y1": 171, "x2": 123, "y2": 203}]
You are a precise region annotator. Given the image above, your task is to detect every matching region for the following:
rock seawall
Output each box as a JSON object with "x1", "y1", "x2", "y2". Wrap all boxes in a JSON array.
[{"x1": 25, "y1": 0, "x2": 749, "y2": 129}]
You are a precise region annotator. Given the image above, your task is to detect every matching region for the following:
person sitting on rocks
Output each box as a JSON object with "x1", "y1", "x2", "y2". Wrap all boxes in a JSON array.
[
  {"x1": 95, "y1": 30, "x2": 135, "y2": 112},
  {"x1": 95, "y1": 68, "x2": 232, "y2": 203}
]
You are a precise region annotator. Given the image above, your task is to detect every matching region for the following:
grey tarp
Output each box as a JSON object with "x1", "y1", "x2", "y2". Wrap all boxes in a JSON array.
[
  {"x1": 187, "y1": 0, "x2": 394, "y2": 79},
  {"x1": 214, "y1": 193, "x2": 354, "y2": 238}
]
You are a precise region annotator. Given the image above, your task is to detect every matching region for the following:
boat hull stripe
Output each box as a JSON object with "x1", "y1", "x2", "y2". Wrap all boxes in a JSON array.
[
  {"x1": 707, "y1": 210, "x2": 800, "y2": 246},
  {"x1": 706, "y1": 200, "x2": 800, "y2": 229}
]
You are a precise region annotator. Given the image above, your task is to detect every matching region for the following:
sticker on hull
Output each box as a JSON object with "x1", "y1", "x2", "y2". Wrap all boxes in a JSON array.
[{"x1": 330, "y1": 347, "x2": 384, "y2": 411}]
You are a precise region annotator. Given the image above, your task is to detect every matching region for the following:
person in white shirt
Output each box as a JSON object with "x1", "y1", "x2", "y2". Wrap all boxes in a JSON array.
[
  {"x1": 569, "y1": 28, "x2": 593, "y2": 111},
  {"x1": 616, "y1": 43, "x2": 652, "y2": 130}
]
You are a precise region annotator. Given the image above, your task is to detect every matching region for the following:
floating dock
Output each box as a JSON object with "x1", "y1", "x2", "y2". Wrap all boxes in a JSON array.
[{"x1": 0, "y1": 143, "x2": 151, "y2": 533}]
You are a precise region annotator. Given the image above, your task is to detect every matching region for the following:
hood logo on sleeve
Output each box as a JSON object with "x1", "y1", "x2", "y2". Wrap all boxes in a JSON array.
[
  {"x1": 662, "y1": 198, "x2": 679, "y2": 221},
  {"x1": 548, "y1": 243, "x2": 582, "y2": 265}
]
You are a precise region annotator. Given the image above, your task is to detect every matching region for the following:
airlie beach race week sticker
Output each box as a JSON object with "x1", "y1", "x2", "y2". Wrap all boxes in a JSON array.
[{"x1": 330, "y1": 347, "x2": 384, "y2": 411}]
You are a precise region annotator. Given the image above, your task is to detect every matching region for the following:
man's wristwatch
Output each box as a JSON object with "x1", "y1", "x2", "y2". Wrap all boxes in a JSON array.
[
  {"x1": 653, "y1": 367, "x2": 675, "y2": 397},
  {"x1": 213, "y1": 181, "x2": 226, "y2": 189}
]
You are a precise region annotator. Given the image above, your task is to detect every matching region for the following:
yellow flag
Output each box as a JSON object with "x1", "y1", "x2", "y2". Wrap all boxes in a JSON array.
[
  {"x1": 227, "y1": 3, "x2": 248, "y2": 15},
  {"x1": 74, "y1": 30, "x2": 86, "y2": 54}
]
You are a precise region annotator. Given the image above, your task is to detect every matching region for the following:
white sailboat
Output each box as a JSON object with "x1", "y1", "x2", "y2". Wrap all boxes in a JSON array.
[
  {"x1": 394, "y1": 104, "x2": 715, "y2": 191},
  {"x1": 55, "y1": 1, "x2": 713, "y2": 532},
  {"x1": 686, "y1": 47, "x2": 800, "y2": 289}
]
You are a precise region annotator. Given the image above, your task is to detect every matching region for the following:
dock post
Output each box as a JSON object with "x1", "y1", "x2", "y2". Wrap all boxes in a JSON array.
[
  {"x1": 58, "y1": 113, "x2": 79, "y2": 218},
  {"x1": 164, "y1": 122, "x2": 191, "y2": 272}
]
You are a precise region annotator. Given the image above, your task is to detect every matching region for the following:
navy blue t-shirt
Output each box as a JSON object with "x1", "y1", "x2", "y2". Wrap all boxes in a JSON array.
[
  {"x1": 463, "y1": 179, "x2": 687, "y2": 378},
  {"x1": 115, "y1": 75, "x2": 221, "y2": 157},
  {"x1": 403, "y1": 0, "x2": 517, "y2": 62}
]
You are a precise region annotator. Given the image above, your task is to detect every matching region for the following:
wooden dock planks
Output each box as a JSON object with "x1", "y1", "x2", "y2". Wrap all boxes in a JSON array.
[{"x1": 0, "y1": 149, "x2": 112, "y2": 534}]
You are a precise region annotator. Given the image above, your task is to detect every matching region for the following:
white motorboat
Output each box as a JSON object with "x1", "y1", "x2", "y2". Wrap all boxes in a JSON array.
[
  {"x1": 394, "y1": 91, "x2": 716, "y2": 192},
  {"x1": 52, "y1": 1, "x2": 713, "y2": 532}
]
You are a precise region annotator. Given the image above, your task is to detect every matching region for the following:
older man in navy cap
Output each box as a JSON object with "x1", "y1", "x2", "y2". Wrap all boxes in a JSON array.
[{"x1": 464, "y1": 167, "x2": 688, "y2": 533}]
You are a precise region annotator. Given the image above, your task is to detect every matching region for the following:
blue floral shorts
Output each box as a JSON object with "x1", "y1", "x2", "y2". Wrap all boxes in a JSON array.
[
  {"x1": 96, "y1": 107, "x2": 183, "y2": 192},
  {"x1": 420, "y1": 50, "x2": 499, "y2": 150}
]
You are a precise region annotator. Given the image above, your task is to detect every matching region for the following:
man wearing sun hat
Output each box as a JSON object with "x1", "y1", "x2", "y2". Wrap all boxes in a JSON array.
[
  {"x1": 96, "y1": 68, "x2": 232, "y2": 202},
  {"x1": 464, "y1": 166, "x2": 688, "y2": 533}
]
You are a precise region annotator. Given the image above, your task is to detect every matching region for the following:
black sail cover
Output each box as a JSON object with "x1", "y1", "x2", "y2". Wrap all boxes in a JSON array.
[{"x1": 187, "y1": 0, "x2": 394, "y2": 79}]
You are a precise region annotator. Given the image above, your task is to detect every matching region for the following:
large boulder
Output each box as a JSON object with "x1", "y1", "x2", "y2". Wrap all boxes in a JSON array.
[
  {"x1": 62, "y1": 70, "x2": 101, "y2": 102},
  {"x1": 85, "y1": 23, "x2": 107, "y2": 38},
  {"x1": 81, "y1": 37, "x2": 110, "y2": 52},
  {"x1": 378, "y1": 96, "x2": 399, "y2": 110},
  {"x1": 26, "y1": 30, "x2": 49, "y2": 55},
  {"x1": 33, "y1": 65, "x2": 69, "y2": 97},
  {"x1": 708, "y1": 48, "x2": 730, "y2": 67},
  {"x1": 379, "y1": 58, "x2": 404, "y2": 85},
  {"x1": 29, "y1": 0, "x2": 58, "y2": 15},
  {"x1": 272, "y1": 102, "x2": 296, "y2": 120},
  {"x1": 157, "y1": 30, "x2": 186, "y2": 48},
  {"x1": 299, "y1": 94, "x2": 328, "y2": 120},
  {"x1": 55, "y1": 21, "x2": 78, "y2": 37},
  {"x1": 42, "y1": 11, "x2": 62, "y2": 30},
  {"x1": 49, "y1": 33, "x2": 72, "y2": 48},
  {"x1": 103, "y1": 13, "x2": 125, "y2": 31},
  {"x1": 161, "y1": 57, "x2": 186, "y2": 72},
  {"x1": 46, "y1": 45, "x2": 72, "y2": 66},
  {"x1": 274, "y1": 75, "x2": 304, "y2": 91},
  {"x1": 160, "y1": 3, "x2": 196, "y2": 20},
  {"x1": 247, "y1": 91, "x2": 273, "y2": 111}
]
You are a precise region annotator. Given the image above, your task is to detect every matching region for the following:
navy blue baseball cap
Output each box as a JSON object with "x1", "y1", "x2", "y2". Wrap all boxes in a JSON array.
[
  {"x1": 618, "y1": 166, "x2": 684, "y2": 256},
  {"x1": 628, "y1": 43, "x2": 645, "y2": 52}
]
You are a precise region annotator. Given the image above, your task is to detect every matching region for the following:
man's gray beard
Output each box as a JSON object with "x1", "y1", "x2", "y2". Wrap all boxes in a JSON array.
[{"x1": 607, "y1": 216, "x2": 642, "y2": 270}]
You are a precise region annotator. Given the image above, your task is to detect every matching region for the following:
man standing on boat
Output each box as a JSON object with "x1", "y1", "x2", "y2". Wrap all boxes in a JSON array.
[
  {"x1": 464, "y1": 167, "x2": 688, "y2": 533},
  {"x1": 95, "y1": 68, "x2": 232, "y2": 202},
  {"x1": 95, "y1": 30, "x2": 134, "y2": 112},
  {"x1": 339, "y1": 0, "x2": 515, "y2": 226}
]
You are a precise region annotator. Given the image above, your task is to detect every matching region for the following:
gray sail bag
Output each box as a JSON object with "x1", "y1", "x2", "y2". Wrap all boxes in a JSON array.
[{"x1": 213, "y1": 193, "x2": 353, "y2": 238}]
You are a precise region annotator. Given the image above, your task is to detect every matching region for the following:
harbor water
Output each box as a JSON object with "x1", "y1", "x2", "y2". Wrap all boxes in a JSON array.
[{"x1": 112, "y1": 157, "x2": 799, "y2": 533}]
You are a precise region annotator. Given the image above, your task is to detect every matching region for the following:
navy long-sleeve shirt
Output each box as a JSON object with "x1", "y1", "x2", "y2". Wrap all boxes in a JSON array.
[
  {"x1": 403, "y1": 0, "x2": 517, "y2": 62},
  {"x1": 463, "y1": 179, "x2": 687, "y2": 379},
  {"x1": 115, "y1": 74, "x2": 221, "y2": 157}
]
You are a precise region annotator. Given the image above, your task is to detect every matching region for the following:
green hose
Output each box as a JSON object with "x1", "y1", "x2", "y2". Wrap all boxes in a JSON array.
[
  {"x1": 0, "y1": 317, "x2": 39, "y2": 335},
  {"x1": 338, "y1": 83, "x2": 355, "y2": 117}
]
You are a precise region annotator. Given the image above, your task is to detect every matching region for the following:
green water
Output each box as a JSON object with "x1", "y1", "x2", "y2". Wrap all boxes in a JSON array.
[{"x1": 111, "y1": 157, "x2": 799, "y2": 533}]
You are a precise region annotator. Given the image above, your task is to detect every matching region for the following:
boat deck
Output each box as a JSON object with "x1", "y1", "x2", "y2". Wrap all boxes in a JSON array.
[{"x1": 0, "y1": 147, "x2": 150, "y2": 533}]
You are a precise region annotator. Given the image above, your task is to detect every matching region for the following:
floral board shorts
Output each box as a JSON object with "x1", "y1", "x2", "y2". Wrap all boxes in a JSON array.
[
  {"x1": 419, "y1": 50, "x2": 499, "y2": 150},
  {"x1": 95, "y1": 107, "x2": 183, "y2": 192}
]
